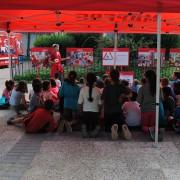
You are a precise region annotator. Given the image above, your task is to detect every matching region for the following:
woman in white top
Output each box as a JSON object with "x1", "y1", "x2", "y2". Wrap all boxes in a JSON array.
[{"x1": 78, "y1": 72, "x2": 101, "y2": 138}]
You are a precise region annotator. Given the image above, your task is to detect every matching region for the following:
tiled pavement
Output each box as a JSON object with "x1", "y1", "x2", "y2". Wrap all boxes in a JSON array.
[{"x1": 0, "y1": 116, "x2": 180, "y2": 180}]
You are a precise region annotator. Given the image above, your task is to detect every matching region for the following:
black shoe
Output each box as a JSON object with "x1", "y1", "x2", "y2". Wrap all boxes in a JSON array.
[{"x1": 7, "y1": 119, "x2": 13, "y2": 125}]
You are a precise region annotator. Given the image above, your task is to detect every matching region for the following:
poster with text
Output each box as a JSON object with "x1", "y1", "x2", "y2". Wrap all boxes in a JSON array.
[
  {"x1": 102, "y1": 48, "x2": 129, "y2": 66},
  {"x1": 119, "y1": 71, "x2": 134, "y2": 85},
  {"x1": 138, "y1": 48, "x2": 165, "y2": 67},
  {"x1": 66, "y1": 48, "x2": 93, "y2": 67},
  {"x1": 30, "y1": 47, "x2": 54, "y2": 68},
  {"x1": 169, "y1": 48, "x2": 180, "y2": 67}
]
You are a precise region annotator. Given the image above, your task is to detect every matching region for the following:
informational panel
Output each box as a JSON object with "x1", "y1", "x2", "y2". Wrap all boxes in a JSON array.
[
  {"x1": 0, "y1": 32, "x2": 23, "y2": 67},
  {"x1": 169, "y1": 48, "x2": 180, "y2": 67},
  {"x1": 30, "y1": 47, "x2": 54, "y2": 67},
  {"x1": 138, "y1": 48, "x2": 165, "y2": 67},
  {"x1": 66, "y1": 48, "x2": 93, "y2": 67},
  {"x1": 102, "y1": 48, "x2": 129, "y2": 66},
  {"x1": 119, "y1": 71, "x2": 134, "y2": 85}
]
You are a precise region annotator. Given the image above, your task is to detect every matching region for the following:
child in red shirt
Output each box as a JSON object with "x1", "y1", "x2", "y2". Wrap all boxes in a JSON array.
[{"x1": 7, "y1": 100, "x2": 58, "y2": 133}]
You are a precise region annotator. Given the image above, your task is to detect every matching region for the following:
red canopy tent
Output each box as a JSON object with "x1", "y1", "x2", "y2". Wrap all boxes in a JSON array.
[
  {"x1": 0, "y1": 10, "x2": 179, "y2": 34},
  {"x1": 0, "y1": 0, "x2": 180, "y2": 144}
]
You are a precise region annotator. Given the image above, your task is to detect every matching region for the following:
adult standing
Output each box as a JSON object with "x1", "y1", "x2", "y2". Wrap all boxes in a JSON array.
[{"x1": 49, "y1": 44, "x2": 69, "y2": 80}]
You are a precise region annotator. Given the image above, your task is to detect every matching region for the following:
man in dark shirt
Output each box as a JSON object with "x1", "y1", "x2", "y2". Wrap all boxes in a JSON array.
[{"x1": 102, "y1": 70, "x2": 126, "y2": 140}]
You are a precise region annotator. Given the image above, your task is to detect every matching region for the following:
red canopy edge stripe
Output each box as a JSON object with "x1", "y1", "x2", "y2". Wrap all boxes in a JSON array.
[
  {"x1": 170, "y1": 48, "x2": 180, "y2": 52},
  {"x1": 0, "y1": 0, "x2": 180, "y2": 13},
  {"x1": 138, "y1": 48, "x2": 166, "y2": 52},
  {"x1": 67, "y1": 48, "x2": 93, "y2": 51},
  {"x1": 30, "y1": 47, "x2": 54, "y2": 51},
  {"x1": 102, "y1": 48, "x2": 129, "y2": 51}
]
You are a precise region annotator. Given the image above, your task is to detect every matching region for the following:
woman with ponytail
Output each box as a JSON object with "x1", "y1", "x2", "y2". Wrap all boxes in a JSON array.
[
  {"x1": 137, "y1": 70, "x2": 157, "y2": 133},
  {"x1": 78, "y1": 72, "x2": 101, "y2": 138}
]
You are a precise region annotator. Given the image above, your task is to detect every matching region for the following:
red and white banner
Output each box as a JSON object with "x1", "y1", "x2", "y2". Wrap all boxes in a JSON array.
[
  {"x1": 119, "y1": 71, "x2": 134, "y2": 85},
  {"x1": 30, "y1": 47, "x2": 55, "y2": 67},
  {"x1": 138, "y1": 48, "x2": 165, "y2": 67},
  {"x1": 66, "y1": 48, "x2": 93, "y2": 67},
  {"x1": 169, "y1": 48, "x2": 180, "y2": 67},
  {"x1": 0, "y1": 32, "x2": 23, "y2": 67},
  {"x1": 102, "y1": 48, "x2": 129, "y2": 66}
]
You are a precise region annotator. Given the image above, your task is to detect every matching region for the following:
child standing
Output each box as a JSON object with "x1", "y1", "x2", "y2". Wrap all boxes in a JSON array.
[{"x1": 78, "y1": 72, "x2": 101, "y2": 138}]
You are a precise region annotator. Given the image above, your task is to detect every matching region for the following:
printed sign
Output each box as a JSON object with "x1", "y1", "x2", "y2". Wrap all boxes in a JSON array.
[
  {"x1": 138, "y1": 48, "x2": 165, "y2": 67},
  {"x1": 169, "y1": 48, "x2": 180, "y2": 67},
  {"x1": 0, "y1": 32, "x2": 23, "y2": 67},
  {"x1": 66, "y1": 48, "x2": 93, "y2": 67},
  {"x1": 102, "y1": 48, "x2": 129, "y2": 66},
  {"x1": 30, "y1": 47, "x2": 55, "y2": 68},
  {"x1": 119, "y1": 71, "x2": 134, "y2": 85}
]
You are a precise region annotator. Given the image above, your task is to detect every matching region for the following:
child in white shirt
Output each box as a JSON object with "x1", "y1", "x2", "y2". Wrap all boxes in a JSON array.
[{"x1": 78, "y1": 73, "x2": 101, "y2": 138}]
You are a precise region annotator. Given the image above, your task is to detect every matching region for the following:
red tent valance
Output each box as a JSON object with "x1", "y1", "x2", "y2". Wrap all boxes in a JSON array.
[
  {"x1": 0, "y1": 10, "x2": 179, "y2": 34},
  {"x1": 0, "y1": 0, "x2": 180, "y2": 13}
]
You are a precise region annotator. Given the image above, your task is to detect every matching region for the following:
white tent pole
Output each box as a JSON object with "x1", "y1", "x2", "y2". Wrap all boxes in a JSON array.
[
  {"x1": 155, "y1": 13, "x2": 161, "y2": 146},
  {"x1": 114, "y1": 31, "x2": 118, "y2": 69},
  {"x1": 7, "y1": 32, "x2": 12, "y2": 79}
]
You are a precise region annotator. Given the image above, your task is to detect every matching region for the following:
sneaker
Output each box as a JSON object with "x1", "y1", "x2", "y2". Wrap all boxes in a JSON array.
[
  {"x1": 65, "y1": 121, "x2": 72, "y2": 133},
  {"x1": 58, "y1": 119, "x2": 65, "y2": 133},
  {"x1": 81, "y1": 124, "x2": 88, "y2": 138},
  {"x1": 111, "y1": 124, "x2": 119, "y2": 140},
  {"x1": 122, "y1": 124, "x2": 132, "y2": 140},
  {"x1": 90, "y1": 126, "x2": 100, "y2": 138}
]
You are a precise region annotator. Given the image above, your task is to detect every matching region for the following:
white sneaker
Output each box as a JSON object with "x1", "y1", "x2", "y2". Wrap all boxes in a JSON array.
[
  {"x1": 122, "y1": 124, "x2": 132, "y2": 140},
  {"x1": 111, "y1": 124, "x2": 119, "y2": 140}
]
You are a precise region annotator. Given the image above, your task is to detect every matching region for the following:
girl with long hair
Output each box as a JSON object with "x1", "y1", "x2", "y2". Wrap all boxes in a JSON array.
[
  {"x1": 78, "y1": 72, "x2": 101, "y2": 138},
  {"x1": 137, "y1": 70, "x2": 156, "y2": 133}
]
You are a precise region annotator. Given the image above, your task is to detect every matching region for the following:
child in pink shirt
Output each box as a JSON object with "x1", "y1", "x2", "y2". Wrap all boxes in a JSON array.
[
  {"x1": 42, "y1": 80, "x2": 58, "y2": 103},
  {"x1": 2, "y1": 80, "x2": 14, "y2": 101}
]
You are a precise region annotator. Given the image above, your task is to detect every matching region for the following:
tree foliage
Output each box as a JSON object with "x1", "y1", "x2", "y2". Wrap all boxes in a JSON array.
[
  {"x1": 34, "y1": 33, "x2": 179, "y2": 59},
  {"x1": 34, "y1": 33, "x2": 76, "y2": 57}
]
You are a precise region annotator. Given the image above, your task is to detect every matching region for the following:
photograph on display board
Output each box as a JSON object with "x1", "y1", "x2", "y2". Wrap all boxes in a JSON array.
[
  {"x1": 102, "y1": 48, "x2": 129, "y2": 66},
  {"x1": 30, "y1": 47, "x2": 54, "y2": 68},
  {"x1": 0, "y1": 32, "x2": 23, "y2": 67},
  {"x1": 66, "y1": 48, "x2": 93, "y2": 67},
  {"x1": 119, "y1": 71, "x2": 134, "y2": 85},
  {"x1": 169, "y1": 49, "x2": 180, "y2": 67},
  {"x1": 138, "y1": 48, "x2": 165, "y2": 67}
]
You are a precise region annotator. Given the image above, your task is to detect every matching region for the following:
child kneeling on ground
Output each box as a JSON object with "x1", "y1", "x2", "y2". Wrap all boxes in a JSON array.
[
  {"x1": 78, "y1": 72, "x2": 101, "y2": 138},
  {"x1": 7, "y1": 100, "x2": 58, "y2": 133},
  {"x1": 122, "y1": 91, "x2": 141, "y2": 128}
]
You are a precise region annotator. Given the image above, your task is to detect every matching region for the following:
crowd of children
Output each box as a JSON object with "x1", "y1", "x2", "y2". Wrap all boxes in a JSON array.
[{"x1": 1, "y1": 69, "x2": 180, "y2": 141}]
